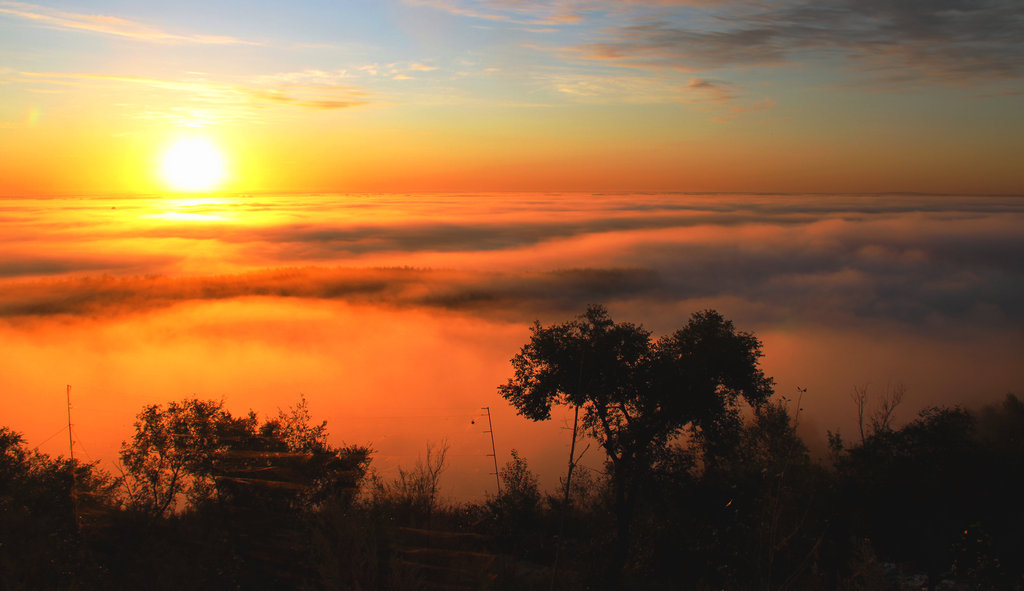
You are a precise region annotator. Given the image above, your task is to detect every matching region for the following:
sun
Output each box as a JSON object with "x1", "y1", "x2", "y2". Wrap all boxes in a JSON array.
[{"x1": 160, "y1": 137, "x2": 227, "y2": 192}]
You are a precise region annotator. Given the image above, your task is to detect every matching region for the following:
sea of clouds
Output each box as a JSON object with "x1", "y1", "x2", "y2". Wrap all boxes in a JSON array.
[{"x1": 2, "y1": 193, "x2": 1021, "y2": 497}]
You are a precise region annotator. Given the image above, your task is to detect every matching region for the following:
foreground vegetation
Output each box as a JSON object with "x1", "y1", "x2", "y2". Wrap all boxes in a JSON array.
[{"x1": 2, "y1": 307, "x2": 1022, "y2": 590}]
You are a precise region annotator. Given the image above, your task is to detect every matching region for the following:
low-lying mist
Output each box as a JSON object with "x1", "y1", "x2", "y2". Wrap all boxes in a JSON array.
[{"x1": 1, "y1": 193, "x2": 1020, "y2": 498}]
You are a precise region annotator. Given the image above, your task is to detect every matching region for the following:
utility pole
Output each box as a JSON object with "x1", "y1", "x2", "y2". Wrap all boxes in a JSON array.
[{"x1": 482, "y1": 407, "x2": 501, "y2": 498}]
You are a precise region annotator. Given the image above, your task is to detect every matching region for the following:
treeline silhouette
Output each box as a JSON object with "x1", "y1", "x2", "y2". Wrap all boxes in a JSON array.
[{"x1": 1, "y1": 306, "x2": 1022, "y2": 590}]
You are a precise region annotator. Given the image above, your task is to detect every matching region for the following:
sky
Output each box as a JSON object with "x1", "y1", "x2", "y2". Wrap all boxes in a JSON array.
[
  {"x1": 2, "y1": 0, "x2": 1024, "y2": 195},
  {"x1": 1, "y1": 193, "x2": 1021, "y2": 498}
]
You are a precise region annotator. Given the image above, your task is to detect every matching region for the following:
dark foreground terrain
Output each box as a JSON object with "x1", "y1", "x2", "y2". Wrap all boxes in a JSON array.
[{"x1": 3, "y1": 308, "x2": 1022, "y2": 590}]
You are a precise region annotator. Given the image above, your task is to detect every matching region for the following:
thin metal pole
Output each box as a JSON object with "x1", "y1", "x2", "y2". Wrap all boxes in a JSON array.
[
  {"x1": 66, "y1": 385, "x2": 74, "y2": 463},
  {"x1": 482, "y1": 407, "x2": 501, "y2": 497},
  {"x1": 66, "y1": 385, "x2": 79, "y2": 531}
]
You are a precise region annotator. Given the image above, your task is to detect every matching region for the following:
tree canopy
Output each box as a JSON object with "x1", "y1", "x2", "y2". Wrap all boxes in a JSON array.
[{"x1": 499, "y1": 305, "x2": 773, "y2": 474}]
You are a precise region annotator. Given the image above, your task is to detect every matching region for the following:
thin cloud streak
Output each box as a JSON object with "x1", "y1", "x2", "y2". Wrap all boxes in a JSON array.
[
  {"x1": 403, "y1": 0, "x2": 588, "y2": 26},
  {"x1": 11, "y1": 70, "x2": 370, "y2": 114},
  {"x1": 0, "y1": 1, "x2": 259, "y2": 45},
  {"x1": 405, "y1": 0, "x2": 732, "y2": 27}
]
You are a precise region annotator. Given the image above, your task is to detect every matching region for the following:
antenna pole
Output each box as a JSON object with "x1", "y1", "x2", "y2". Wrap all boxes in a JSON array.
[
  {"x1": 66, "y1": 385, "x2": 74, "y2": 463},
  {"x1": 66, "y1": 385, "x2": 79, "y2": 531},
  {"x1": 482, "y1": 407, "x2": 501, "y2": 497}
]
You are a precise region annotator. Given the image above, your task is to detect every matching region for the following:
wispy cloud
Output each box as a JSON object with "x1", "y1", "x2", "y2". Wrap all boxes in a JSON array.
[
  {"x1": 529, "y1": 69, "x2": 769, "y2": 118},
  {"x1": 403, "y1": 0, "x2": 725, "y2": 27},
  {"x1": 12, "y1": 70, "x2": 370, "y2": 117},
  {"x1": 408, "y1": 63, "x2": 439, "y2": 72},
  {"x1": 354, "y1": 62, "x2": 443, "y2": 81},
  {"x1": 677, "y1": 77, "x2": 777, "y2": 120},
  {"x1": 240, "y1": 88, "x2": 367, "y2": 110},
  {"x1": 0, "y1": 1, "x2": 259, "y2": 45},
  {"x1": 684, "y1": 78, "x2": 737, "y2": 104},
  {"x1": 403, "y1": 0, "x2": 581, "y2": 26},
  {"x1": 537, "y1": 70, "x2": 685, "y2": 102},
  {"x1": 17, "y1": 71, "x2": 224, "y2": 93}
]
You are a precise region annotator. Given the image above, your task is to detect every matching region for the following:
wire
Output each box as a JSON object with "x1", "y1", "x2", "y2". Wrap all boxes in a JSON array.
[
  {"x1": 70, "y1": 427, "x2": 94, "y2": 462},
  {"x1": 32, "y1": 425, "x2": 70, "y2": 451}
]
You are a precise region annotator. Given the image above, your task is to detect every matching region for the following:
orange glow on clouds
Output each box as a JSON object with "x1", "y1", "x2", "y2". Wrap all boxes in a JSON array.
[{"x1": 0, "y1": 193, "x2": 1021, "y2": 500}]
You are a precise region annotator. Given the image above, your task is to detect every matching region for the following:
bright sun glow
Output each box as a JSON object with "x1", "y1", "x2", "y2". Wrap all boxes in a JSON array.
[{"x1": 160, "y1": 137, "x2": 227, "y2": 192}]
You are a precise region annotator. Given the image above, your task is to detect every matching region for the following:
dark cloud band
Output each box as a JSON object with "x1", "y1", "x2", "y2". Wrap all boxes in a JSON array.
[{"x1": 578, "y1": 0, "x2": 1024, "y2": 83}]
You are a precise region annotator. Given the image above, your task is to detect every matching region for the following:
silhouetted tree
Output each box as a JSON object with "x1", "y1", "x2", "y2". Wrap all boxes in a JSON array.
[
  {"x1": 499, "y1": 305, "x2": 772, "y2": 583},
  {"x1": 119, "y1": 398, "x2": 231, "y2": 516},
  {"x1": 116, "y1": 397, "x2": 371, "y2": 589},
  {"x1": 119, "y1": 397, "x2": 371, "y2": 516}
]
